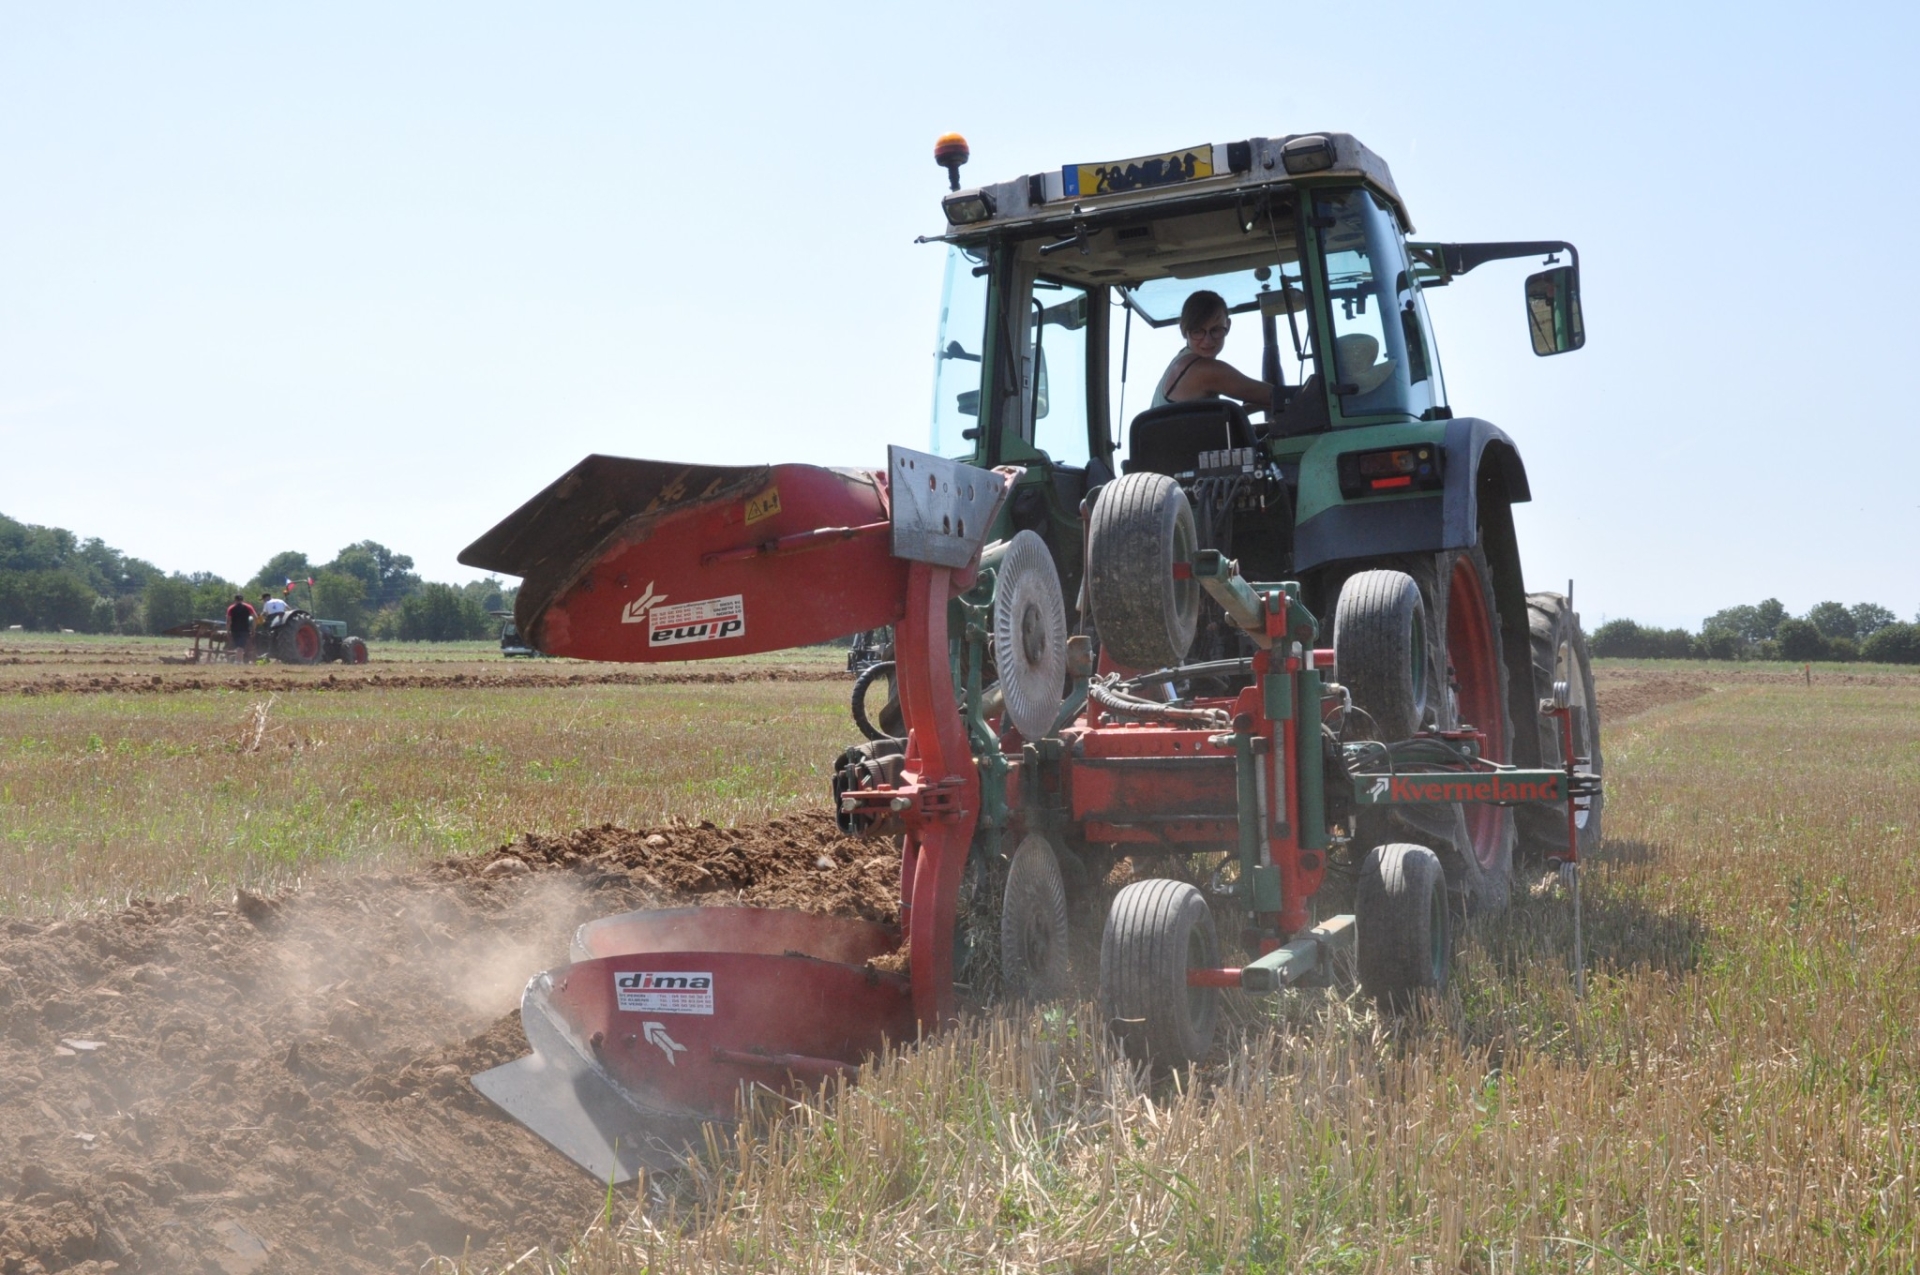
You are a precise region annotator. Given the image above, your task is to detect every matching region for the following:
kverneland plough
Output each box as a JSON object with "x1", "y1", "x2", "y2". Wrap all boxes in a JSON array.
[{"x1": 459, "y1": 446, "x2": 1597, "y2": 1181}]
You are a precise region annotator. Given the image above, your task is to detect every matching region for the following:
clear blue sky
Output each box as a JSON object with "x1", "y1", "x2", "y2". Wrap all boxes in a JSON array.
[{"x1": 3, "y1": 2, "x2": 1915, "y2": 628}]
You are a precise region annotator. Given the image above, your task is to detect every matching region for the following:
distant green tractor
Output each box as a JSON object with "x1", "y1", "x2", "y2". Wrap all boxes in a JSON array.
[
  {"x1": 494, "y1": 609, "x2": 538, "y2": 657},
  {"x1": 258, "y1": 609, "x2": 369, "y2": 665}
]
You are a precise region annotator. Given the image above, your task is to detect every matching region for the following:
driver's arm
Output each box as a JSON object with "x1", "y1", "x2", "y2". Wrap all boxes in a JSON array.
[{"x1": 1187, "y1": 360, "x2": 1273, "y2": 411}]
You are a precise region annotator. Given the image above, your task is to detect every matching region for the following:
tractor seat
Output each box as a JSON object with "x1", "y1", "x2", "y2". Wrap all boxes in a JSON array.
[
  {"x1": 1334, "y1": 333, "x2": 1395, "y2": 395},
  {"x1": 1123, "y1": 400, "x2": 1255, "y2": 477}
]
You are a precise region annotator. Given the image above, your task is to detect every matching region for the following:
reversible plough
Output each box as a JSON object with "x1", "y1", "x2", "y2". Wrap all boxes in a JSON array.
[{"x1": 458, "y1": 446, "x2": 1599, "y2": 1181}]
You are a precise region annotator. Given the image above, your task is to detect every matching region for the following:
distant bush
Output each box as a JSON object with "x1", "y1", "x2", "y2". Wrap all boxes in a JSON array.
[
  {"x1": 144, "y1": 577, "x2": 195, "y2": 634},
  {"x1": 1827, "y1": 636, "x2": 1859, "y2": 663},
  {"x1": 373, "y1": 583, "x2": 492, "y2": 641},
  {"x1": 0, "y1": 569, "x2": 108, "y2": 632},
  {"x1": 1862, "y1": 623, "x2": 1920, "y2": 664},
  {"x1": 311, "y1": 571, "x2": 369, "y2": 635},
  {"x1": 1774, "y1": 618, "x2": 1828, "y2": 662},
  {"x1": 190, "y1": 577, "x2": 245, "y2": 623},
  {"x1": 1694, "y1": 629, "x2": 1741, "y2": 661},
  {"x1": 1590, "y1": 619, "x2": 1697, "y2": 660}
]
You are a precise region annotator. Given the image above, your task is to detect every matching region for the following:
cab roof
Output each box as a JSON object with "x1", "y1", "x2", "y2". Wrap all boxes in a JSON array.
[{"x1": 930, "y1": 132, "x2": 1410, "y2": 243}]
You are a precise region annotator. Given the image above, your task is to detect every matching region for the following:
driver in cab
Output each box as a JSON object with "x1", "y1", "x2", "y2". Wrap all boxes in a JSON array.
[{"x1": 1151, "y1": 290, "x2": 1272, "y2": 416}]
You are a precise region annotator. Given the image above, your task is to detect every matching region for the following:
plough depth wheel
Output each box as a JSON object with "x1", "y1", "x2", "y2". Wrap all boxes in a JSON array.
[
  {"x1": 1100, "y1": 878, "x2": 1220, "y2": 1068},
  {"x1": 1356, "y1": 842, "x2": 1451, "y2": 1008}
]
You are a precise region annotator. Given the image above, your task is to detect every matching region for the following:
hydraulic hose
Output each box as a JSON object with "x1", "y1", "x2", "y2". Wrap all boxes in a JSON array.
[{"x1": 1088, "y1": 674, "x2": 1231, "y2": 728}]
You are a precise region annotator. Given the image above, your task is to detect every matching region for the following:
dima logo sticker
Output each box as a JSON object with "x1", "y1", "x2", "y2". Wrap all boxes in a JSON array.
[{"x1": 614, "y1": 970, "x2": 715, "y2": 1015}]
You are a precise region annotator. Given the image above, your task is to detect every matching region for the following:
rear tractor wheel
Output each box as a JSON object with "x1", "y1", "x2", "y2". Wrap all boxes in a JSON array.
[
  {"x1": 1515, "y1": 593, "x2": 1604, "y2": 862},
  {"x1": 276, "y1": 616, "x2": 324, "y2": 665},
  {"x1": 1099, "y1": 878, "x2": 1220, "y2": 1069},
  {"x1": 1410, "y1": 546, "x2": 1515, "y2": 913}
]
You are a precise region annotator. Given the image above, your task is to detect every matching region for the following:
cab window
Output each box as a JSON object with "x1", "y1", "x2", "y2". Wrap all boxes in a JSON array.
[
  {"x1": 1314, "y1": 188, "x2": 1441, "y2": 420},
  {"x1": 929, "y1": 245, "x2": 990, "y2": 459},
  {"x1": 1026, "y1": 281, "x2": 1092, "y2": 468}
]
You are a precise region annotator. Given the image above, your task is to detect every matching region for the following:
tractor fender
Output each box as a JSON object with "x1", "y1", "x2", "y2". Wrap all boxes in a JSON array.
[
  {"x1": 1291, "y1": 417, "x2": 1540, "y2": 765},
  {"x1": 1291, "y1": 418, "x2": 1530, "y2": 572}
]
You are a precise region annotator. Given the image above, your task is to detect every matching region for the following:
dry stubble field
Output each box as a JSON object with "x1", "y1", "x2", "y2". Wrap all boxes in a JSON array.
[{"x1": 2, "y1": 635, "x2": 1917, "y2": 1273}]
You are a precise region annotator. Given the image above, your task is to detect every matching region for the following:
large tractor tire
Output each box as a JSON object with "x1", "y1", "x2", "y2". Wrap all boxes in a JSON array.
[
  {"x1": 1086, "y1": 473, "x2": 1198, "y2": 671},
  {"x1": 274, "y1": 616, "x2": 324, "y2": 665},
  {"x1": 1356, "y1": 842, "x2": 1452, "y2": 1009},
  {"x1": 1418, "y1": 545, "x2": 1514, "y2": 912},
  {"x1": 999, "y1": 833, "x2": 1071, "y2": 1002},
  {"x1": 1100, "y1": 878, "x2": 1220, "y2": 1069},
  {"x1": 1515, "y1": 593, "x2": 1604, "y2": 862},
  {"x1": 1342, "y1": 546, "x2": 1515, "y2": 912},
  {"x1": 1333, "y1": 569, "x2": 1432, "y2": 740}
]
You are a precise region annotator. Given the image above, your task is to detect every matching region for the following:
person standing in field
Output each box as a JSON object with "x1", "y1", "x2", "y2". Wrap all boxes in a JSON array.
[{"x1": 226, "y1": 594, "x2": 255, "y2": 662}]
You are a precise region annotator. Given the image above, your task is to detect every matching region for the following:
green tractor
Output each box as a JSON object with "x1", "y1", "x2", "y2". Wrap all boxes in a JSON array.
[{"x1": 922, "y1": 131, "x2": 1600, "y2": 910}]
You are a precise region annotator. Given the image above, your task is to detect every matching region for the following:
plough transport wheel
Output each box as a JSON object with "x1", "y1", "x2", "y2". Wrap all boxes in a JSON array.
[
  {"x1": 1100, "y1": 879, "x2": 1221, "y2": 1069},
  {"x1": 1356, "y1": 843, "x2": 1451, "y2": 1009}
]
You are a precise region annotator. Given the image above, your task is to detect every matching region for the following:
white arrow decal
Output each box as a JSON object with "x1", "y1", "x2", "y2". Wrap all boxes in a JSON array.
[
  {"x1": 1368, "y1": 777, "x2": 1390, "y2": 801},
  {"x1": 620, "y1": 582, "x2": 665, "y2": 625},
  {"x1": 643, "y1": 1020, "x2": 687, "y2": 1065}
]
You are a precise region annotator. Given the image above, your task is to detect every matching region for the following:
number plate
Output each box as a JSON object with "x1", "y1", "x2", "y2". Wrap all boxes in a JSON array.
[{"x1": 1062, "y1": 146, "x2": 1213, "y2": 197}]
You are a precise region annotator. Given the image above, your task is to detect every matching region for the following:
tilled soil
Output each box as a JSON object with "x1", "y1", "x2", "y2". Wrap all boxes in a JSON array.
[
  {"x1": 0, "y1": 666, "x2": 842, "y2": 698},
  {"x1": 1592, "y1": 669, "x2": 1713, "y2": 721},
  {"x1": 0, "y1": 671, "x2": 1719, "y2": 1273},
  {"x1": 0, "y1": 812, "x2": 894, "y2": 1275}
]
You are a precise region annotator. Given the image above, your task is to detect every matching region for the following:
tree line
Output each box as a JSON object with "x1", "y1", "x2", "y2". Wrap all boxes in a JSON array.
[
  {"x1": 1592, "y1": 598, "x2": 1920, "y2": 664},
  {"x1": 0, "y1": 512, "x2": 515, "y2": 642}
]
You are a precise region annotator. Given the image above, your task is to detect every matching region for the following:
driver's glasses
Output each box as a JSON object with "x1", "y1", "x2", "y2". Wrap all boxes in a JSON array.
[{"x1": 1195, "y1": 322, "x2": 1230, "y2": 341}]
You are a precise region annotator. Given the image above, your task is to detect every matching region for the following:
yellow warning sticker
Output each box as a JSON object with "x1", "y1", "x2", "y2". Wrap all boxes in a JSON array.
[{"x1": 744, "y1": 487, "x2": 781, "y2": 526}]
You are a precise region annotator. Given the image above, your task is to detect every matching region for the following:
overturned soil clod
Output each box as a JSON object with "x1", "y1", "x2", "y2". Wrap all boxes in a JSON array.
[
  {"x1": 0, "y1": 812, "x2": 898, "y2": 1274},
  {"x1": 447, "y1": 814, "x2": 900, "y2": 922}
]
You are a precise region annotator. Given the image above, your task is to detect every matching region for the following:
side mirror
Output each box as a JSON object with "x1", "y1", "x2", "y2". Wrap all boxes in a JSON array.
[{"x1": 1525, "y1": 265, "x2": 1585, "y2": 356}]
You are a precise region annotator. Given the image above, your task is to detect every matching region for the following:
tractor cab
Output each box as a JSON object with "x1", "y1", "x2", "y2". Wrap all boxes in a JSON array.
[{"x1": 924, "y1": 132, "x2": 1583, "y2": 607}]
